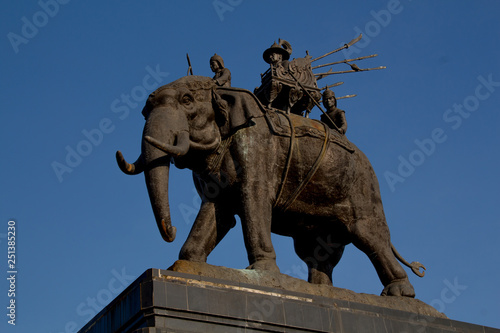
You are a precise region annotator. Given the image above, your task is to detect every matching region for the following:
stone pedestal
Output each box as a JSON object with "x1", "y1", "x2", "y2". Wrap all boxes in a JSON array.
[{"x1": 77, "y1": 262, "x2": 499, "y2": 333}]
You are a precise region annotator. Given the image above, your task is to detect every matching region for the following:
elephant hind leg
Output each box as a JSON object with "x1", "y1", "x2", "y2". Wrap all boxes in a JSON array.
[
  {"x1": 349, "y1": 218, "x2": 415, "y2": 297},
  {"x1": 293, "y1": 231, "x2": 346, "y2": 285}
]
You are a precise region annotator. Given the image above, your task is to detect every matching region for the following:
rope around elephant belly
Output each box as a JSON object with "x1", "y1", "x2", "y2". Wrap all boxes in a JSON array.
[
  {"x1": 274, "y1": 118, "x2": 330, "y2": 212},
  {"x1": 274, "y1": 112, "x2": 296, "y2": 208},
  {"x1": 281, "y1": 122, "x2": 330, "y2": 211}
]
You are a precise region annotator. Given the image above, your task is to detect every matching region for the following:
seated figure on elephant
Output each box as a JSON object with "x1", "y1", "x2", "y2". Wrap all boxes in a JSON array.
[
  {"x1": 321, "y1": 88, "x2": 348, "y2": 135},
  {"x1": 255, "y1": 39, "x2": 322, "y2": 116},
  {"x1": 210, "y1": 53, "x2": 231, "y2": 87}
]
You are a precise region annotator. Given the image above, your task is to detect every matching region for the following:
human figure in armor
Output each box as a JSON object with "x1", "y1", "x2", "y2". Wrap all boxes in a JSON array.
[
  {"x1": 320, "y1": 88, "x2": 348, "y2": 135},
  {"x1": 263, "y1": 40, "x2": 292, "y2": 75},
  {"x1": 210, "y1": 54, "x2": 231, "y2": 87}
]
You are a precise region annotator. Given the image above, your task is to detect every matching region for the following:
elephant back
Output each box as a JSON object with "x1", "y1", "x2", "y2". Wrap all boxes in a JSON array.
[
  {"x1": 265, "y1": 110, "x2": 355, "y2": 153},
  {"x1": 158, "y1": 75, "x2": 215, "y2": 91}
]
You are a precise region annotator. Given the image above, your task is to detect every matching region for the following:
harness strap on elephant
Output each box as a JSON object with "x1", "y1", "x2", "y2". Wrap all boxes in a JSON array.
[
  {"x1": 206, "y1": 135, "x2": 233, "y2": 174},
  {"x1": 274, "y1": 112, "x2": 296, "y2": 208},
  {"x1": 274, "y1": 112, "x2": 330, "y2": 211}
]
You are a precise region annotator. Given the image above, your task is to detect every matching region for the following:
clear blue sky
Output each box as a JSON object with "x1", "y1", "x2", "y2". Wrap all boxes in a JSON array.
[{"x1": 1, "y1": 1, "x2": 499, "y2": 331}]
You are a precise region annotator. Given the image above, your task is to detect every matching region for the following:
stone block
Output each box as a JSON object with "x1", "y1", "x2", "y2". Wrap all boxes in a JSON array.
[{"x1": 77, "y1": 263, "x2": 500, "y2": 333}]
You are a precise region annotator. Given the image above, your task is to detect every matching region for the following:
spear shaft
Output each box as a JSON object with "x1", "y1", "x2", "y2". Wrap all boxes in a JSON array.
[
  {"x1": 315, "y1": 66, "x2": 386, "y2": 80},
  {"x1": 312, "y1": 54, "x2": 378, "y2": 70},
  {"x1": 322, "y1": 81, "x2": 344, "y2": 90},
  {"x1": 186, "y1": 53, "x2": 193, "y2": 75},
  {"x1": 311, "y1": 34, "x2": 362, "y2": 63},
  {"x1": 337, "y1": 94, "x2": 357, "y2": 100},
  {"x1": 319, "y1": 94, "x2": 356, "y2": 104}
]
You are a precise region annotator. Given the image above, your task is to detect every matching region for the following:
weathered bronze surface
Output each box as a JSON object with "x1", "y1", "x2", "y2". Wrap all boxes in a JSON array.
[
  {"x1": 210, "y1": 53, "x2": 231, "y2": 87},
  {"x1": 117, "y1": 36, "x2": 424, "y2": 298}
]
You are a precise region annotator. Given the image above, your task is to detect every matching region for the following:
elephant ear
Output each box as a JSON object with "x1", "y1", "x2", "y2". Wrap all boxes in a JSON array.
[{"x1": 212, "y1": 87, "x2": 265, "y2": 138}]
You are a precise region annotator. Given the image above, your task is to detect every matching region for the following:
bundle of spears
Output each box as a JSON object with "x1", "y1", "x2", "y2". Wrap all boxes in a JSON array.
[{"x1": 311, "y1": 33, "x2": 386, "y2": 102}]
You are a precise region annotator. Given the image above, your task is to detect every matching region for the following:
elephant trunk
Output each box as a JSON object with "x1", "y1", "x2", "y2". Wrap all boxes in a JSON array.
[
  {"x1": 116, "y1": 151, "x2": 145, "y2": 175},
  {"x1": 142, "y1": 106, "x2": 190, "y2": 242},
  {"x1": 115, "y1": 147, "x2": 175, "y2": 241},
  {"x1": 144, "y1": 156, "x2": 176, "y2": 242}
]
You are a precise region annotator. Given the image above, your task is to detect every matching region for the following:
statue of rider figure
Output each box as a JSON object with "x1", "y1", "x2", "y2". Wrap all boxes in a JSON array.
[
  {"x1": 320, "y1": 88, "x2": 347, "y2": 135},
  {"x1": 263, "y1": 40, "x2": 292, "y2": 76},
  {"x1": 210, "y1": 54, "x2": 231, "y2": 87}
]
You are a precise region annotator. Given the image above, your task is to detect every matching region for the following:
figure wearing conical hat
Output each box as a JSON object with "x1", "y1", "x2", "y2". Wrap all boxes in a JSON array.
[
  {"x1": 263, "y1": 39, "x2": 292, "y2": 75},
  {"x1": 320, "y1": 88, "x2": 348, "y2": 134},
  {"x1": 210, "y1": 54, "x2": 231, "y2": 87}
]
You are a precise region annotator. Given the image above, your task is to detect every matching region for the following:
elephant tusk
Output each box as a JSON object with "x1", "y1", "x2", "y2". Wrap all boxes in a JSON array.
[
  {"x1": 145, "y1": 131, "x2": 190, "y2": 156},
  {"x1": 116, "y1": 151, "x2": 145, "y2": 175}
]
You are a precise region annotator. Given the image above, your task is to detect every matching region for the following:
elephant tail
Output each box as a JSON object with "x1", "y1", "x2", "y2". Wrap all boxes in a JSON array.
[{"x1": 391, "y1": 243, "x2": 426, "y2": 277}]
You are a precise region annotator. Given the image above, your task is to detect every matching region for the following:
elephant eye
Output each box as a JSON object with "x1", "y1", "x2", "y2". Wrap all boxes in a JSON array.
[{"x1": 181, "y1": 94, "x2": 193, "y2": 106}]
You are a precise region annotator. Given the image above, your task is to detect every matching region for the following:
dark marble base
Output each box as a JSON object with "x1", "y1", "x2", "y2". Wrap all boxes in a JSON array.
[{"x1": 77, "y1": 267, "x2": 499, "y2": 333}]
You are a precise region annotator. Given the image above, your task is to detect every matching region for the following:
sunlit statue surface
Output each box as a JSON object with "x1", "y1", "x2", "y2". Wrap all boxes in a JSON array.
[{"x1": 116, "y1": 35, "x2": 425, "y2": 298}]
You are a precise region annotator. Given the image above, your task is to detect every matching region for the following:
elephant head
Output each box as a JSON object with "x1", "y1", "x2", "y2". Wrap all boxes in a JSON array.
[{"x1": 116, "y1": 76, "x2": 262, "y2": 242}]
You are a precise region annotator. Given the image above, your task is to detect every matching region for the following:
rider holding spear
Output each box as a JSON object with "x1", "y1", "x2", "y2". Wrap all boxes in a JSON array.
[{"x1": 321, "y1": 88, "x2": 347, "y2": 134}]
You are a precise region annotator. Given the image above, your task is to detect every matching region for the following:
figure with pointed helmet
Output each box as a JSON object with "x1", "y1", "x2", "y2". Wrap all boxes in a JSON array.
[
  {"x1": 210, "y1": 53, "x2": 231, "y2": 87},
  {"x1": 320, "y1": 88, "x2": 348, "y2": 135},
  {"x1": 263, "y1": 39, "x2": 292, "y2": 75}
]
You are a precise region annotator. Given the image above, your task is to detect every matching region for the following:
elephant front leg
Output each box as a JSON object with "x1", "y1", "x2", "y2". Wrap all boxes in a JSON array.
[
  {"x1": 240, "y1": 195, "x2": 279, "y2": 273},
  {"x1": 179, "y1": 201, "x2": 235, "y2": 263}
]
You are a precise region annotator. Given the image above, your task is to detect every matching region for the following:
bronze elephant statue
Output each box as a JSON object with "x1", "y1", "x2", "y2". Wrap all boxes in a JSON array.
[{"x1": 117, "y1": 75, "x2": 423, "y2": 297}]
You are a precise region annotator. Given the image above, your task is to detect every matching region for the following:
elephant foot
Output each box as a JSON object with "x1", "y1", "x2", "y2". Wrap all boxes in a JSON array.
[
  {"x1": 246, "y1": 259, "x2": 280, "y2": 273},
  {"x1": 309, "y1": 268, "x2": 333, "y2": 286},
  {"x1": 381, "y1": 278, "x2": 415, "y2": 298}
]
